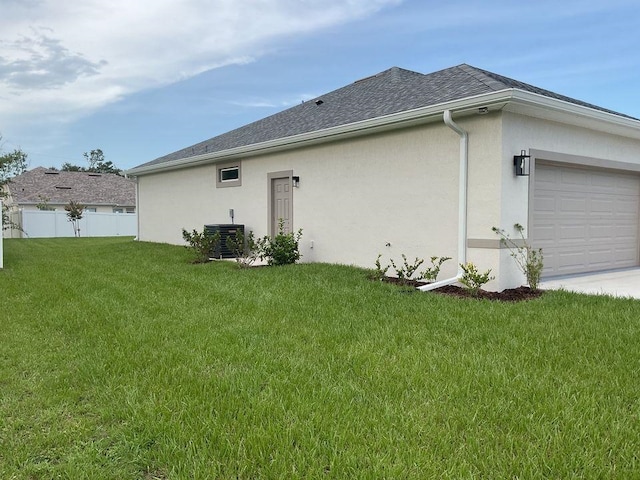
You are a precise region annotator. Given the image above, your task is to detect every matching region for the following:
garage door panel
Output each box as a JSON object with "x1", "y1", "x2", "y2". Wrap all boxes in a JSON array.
[
  {"x1": 534, "y1": 195, "x2": 556, "y2": 213},
  {"x1": 533, "y1": 163, "x2": 639, "y2": 277},
  {"x1": 558, "y1": 224, "x2": 587, "y2": 242},
  {"x1": 559, "y1": 196, "x2": 587, "y2": 214},
  {"x1": 561, "y1": 169, "x2": 589, "y2": 187},
  {"x1": 556, "y1": 250, "x2": 587, "y2": 273},
  {"x1": 590, "y1": 198, "x2": 614, "y2": 212},
  {"x1": 615, "y1": 246, "x2": 639, "y2": 265},
  {"x1": 617, "y1": 197, "x2": 640, "y2": 214}
]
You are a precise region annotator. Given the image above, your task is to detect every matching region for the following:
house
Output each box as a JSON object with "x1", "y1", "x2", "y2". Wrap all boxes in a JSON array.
[
  {"x1": 4, "y1": 167, "x2": 136, "y2": 238},
  {"x1": 127, "y1": 64, "x2": 640, "y2": 290}
]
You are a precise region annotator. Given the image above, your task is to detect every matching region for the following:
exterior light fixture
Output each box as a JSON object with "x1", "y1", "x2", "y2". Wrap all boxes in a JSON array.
[
  {"x1": 292, "y1": 176, "x2": 300, "y2": 188},
  {"x1": 514, "y1": 150, "x2": 530, "y2": 176}
]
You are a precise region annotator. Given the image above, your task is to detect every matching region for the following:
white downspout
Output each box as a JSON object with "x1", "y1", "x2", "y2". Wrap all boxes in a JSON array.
[{"x1": 418, "y1": 109, "x2": 468, "y2": 291}]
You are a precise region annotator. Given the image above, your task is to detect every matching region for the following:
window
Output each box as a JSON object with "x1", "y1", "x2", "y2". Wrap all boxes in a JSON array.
[
  {"x1": 113, "y1": 208, "x2": 124, "y2": 214},
  {"x1": 220, "y1": 167, "x2": 239, "y2": 182},
  {"x1": 85, "y1": 207, "x2": 97, "y2": 213},
  {"x1": 216, "y1": 161, "x2": 242, "y2": 188},
  {"x1": 126, "y1": 207, "x2": 135, "y2": 214}
]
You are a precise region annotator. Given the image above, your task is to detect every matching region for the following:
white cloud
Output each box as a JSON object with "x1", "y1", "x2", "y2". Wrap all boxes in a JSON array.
[{"x1": 0, "y1": 0, "x2": 401, "y2": 127}]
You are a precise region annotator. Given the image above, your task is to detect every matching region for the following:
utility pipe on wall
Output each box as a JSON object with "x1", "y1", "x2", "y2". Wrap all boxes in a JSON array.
[{"x1": 418, "y1": 109, "x2": 468, "y2": 292}]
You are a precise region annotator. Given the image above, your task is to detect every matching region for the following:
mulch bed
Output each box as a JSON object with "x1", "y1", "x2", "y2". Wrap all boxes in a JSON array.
[{"x1": 379, "y1": 276, "x2": 543, "y2": 302}]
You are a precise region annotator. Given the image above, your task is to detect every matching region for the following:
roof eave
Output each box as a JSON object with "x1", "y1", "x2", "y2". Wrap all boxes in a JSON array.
[
  {"x1": 506, "y1": 90, "x2": 640, "y2": 139},
  {"x1": 127, "y1": 89, "x2": 640, "y2": 176},
  {"x1": 126, "y1": 90, "x2": 513, "y2": 176}
]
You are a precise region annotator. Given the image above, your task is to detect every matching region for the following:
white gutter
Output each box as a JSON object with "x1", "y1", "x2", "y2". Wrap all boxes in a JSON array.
[
  {"x1": 418, "y1": 109, "x2": 468, "y2": 292},
  {"x1": 125, "y1": 90, "x2": 511, "y2": 176},
  {"x1": 127, "y1": 87, "x2": 640, "y2": 177}
]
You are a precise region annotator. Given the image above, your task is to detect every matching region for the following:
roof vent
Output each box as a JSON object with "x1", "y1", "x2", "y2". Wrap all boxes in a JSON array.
[
  {"x1": 315, "y1": 99, "x2": 324, "y2": 106},
  {"x1": 55, "y1": 186, "x2": 72, "y2": 190},
  {"x1": 478, "y1": 107, "x2": 489, "y2": 114},
  {"x1": 44, "y1": 171, "x2": 60, "y2": 175},
  {"x1": 88, "y1": 173, "x2": 102, "y2": 177}
]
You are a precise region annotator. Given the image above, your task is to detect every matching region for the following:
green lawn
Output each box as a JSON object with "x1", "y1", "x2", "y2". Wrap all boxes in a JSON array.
[{"x1": 1, "y1": 237, "x2": 639, "y2": 479}]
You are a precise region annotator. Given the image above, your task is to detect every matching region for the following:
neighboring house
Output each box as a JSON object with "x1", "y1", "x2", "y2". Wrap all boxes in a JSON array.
[
  {"x1": 127, "y1": 64, "x2": 640, "y2": 290},
  {"x1": 4, "y1": 167, "x2": 136, "y2": 237},
  {"x1": 5, "y1": 167, "x2": 136, "y2": 213}
]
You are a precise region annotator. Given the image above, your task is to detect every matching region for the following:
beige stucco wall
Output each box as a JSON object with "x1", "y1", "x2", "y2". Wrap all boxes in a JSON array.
[
  {"x1": 138, "y1": 121, "x2": 481, "y2": 280},
  {"x1": 137, "y1": 110, "x2": 640, "y2": 290}
]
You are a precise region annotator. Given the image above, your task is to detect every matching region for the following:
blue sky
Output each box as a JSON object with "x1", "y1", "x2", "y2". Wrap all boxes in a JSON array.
[{"x1": 1, "y1": 0, "x2": 639, "y2": 171}]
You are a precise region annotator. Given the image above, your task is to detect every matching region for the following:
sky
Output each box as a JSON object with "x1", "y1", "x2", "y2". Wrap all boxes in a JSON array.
[{"x1": 1, "y1": 0, "x2": 639, "y2": 171}]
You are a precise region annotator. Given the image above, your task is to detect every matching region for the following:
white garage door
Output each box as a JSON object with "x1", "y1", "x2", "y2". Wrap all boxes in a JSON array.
[{"x1": 532, "y1": 163, "x2": 640, "y2": 277}]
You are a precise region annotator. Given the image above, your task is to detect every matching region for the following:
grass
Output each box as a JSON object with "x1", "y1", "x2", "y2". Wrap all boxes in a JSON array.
[{"x1": 1, "y1": 237, "x2": 639, "y2": 479}]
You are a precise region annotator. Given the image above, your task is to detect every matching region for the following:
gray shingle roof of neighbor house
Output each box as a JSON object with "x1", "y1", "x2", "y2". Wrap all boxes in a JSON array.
[
  {"x1": 7, "y1": 167, "x2": 136, "y2": 206},
  {"x1": 132, "y1": 63, "x2": 639, "y2": 171}
]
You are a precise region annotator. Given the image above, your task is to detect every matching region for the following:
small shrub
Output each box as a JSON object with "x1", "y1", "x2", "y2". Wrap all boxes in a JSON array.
[
  {"x1": 390, "y1": 254, "x2": 424, "y2": 284},
  {"x1": 421, "y1": 256, "x2": 452, "y2": 282},
  {"x1": 182, "y1": 227, "x2": 220, "y2": 263},
  {"x1": 371, "y1": 254, "x2": 390, "y2": 281},
  {"x1": 459, "y1": 262, "x2": 494, "y2": 297},
  {"x1": 225, "y1": 229, "x2": 258, "y2": 268},
  {"x1": 492, "y1": 223, "x2": 544, "y2": 291},
  {"x1": 256, "y1": 219, "x2": 303, "y2": 266}
]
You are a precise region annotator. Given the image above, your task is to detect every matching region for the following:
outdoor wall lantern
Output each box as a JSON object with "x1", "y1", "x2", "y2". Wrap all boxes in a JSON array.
[
  {"x1": 514, "y1": 150, "x2": 530, "y2": 176},
  {"x1": 292, "y1": 176, "x2": 300, "y2": 188}
]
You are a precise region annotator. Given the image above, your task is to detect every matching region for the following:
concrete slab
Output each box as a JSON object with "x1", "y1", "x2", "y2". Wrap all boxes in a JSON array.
[{"x1": 540, "y1": 268, "x2": 640, "y2": 300}]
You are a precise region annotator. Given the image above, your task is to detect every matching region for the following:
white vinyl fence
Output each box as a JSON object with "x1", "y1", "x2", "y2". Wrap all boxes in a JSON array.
[{"x1": 16, "y1": 210, "x2": 137, "y2": 238}]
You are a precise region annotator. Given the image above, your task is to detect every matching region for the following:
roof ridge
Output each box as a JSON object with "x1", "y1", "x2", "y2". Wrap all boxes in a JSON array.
[
  {"x1": 456, "y1": 64, "x2": 509, "y2": 91},
  {"x1": 353, "y1": 66, "x2": 423, "y2": 84}
]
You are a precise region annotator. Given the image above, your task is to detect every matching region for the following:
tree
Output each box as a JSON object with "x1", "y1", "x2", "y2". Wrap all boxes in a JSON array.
[
  {"x1": 60, "y1": 162, "x2": 84, "y2": 172},
  {"x1": 60, "y1": 149, "x2": 122, "y2": 175},
  {"x1": 64, "y1": 201, "x2": 85, "y2": 237},
  {"x1": 0, "y1": 142, "x2": 28, "y2": 230}
]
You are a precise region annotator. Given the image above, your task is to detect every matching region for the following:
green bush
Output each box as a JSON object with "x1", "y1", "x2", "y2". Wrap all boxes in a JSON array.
[
  {"x1": 182, "y1": 227, "x2": 220, "y2": 263},
  {"x1": 459, "y1": 262, "x2": 494, "y2": 297},
  {"x1": 390, "y1": 254, "x2": 424, "y2": 284},
  {"x1": 256, "y1": 219, "x2": 303, "y2": 266},
  {"x1": 421, "y1": 256, "x2": 452, "y2": 282},
  {"x1": 225, "y1": 228, "x2": 258, "y2": 268}
]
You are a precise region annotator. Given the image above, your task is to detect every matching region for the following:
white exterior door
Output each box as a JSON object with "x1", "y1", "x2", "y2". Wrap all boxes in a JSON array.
[{"x1": 532, "y1": 163, "x2": 640, "y2": 277}]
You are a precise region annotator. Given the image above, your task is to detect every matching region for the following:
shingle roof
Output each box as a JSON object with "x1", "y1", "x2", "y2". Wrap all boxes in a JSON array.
[
  {"x1": 135, "y1": 63, "x2": 635, "y2": 169},
  {"x1": 7, "y1": 167, "x2": 136, "y2": 206}
]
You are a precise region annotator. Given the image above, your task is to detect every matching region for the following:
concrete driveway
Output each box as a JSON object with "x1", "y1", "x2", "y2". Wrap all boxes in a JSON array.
[{"x1": 540, "y1": 268, "x2": 640, "y2": 299}]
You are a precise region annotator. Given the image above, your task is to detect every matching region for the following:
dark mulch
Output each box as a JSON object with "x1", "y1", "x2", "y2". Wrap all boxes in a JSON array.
[
  {"x1": 432, "y1": 284, "x2": 543, "y2": 302},
  {"x1": 377, "y1": 276, "x2": 543, "y2": 302}
]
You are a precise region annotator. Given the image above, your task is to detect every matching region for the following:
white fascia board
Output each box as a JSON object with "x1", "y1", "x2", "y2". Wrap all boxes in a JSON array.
[
  {"x1": 126, "y1": 91, "x2": 512, "y2": 176},
  {"x1": 126, "y1": 89, "x2": 640, "y2": 176},
  {"x1": 506, "y1": 90, "x2": 640, "y2": 139}
]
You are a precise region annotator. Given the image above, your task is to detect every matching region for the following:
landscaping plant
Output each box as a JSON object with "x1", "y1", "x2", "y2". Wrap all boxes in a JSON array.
[
  {"x1": 492, "y1": 223, "x2": 544, "y2": 290},
  {"x1": 64, "y1": 200, "x2": 85, "y2": 237},
  {"x1": 421, "y1": 256, "x2": 452, "y2": 282},
  {"x1": 256, "y1": 218, "x2": 303, "y2": 266},
  {"x1": 372, "y1": 254, "x2": 390, "y2": 281},
  {"x1": 459, "y1": 262, "x2": 494, "y2": 296},
  {"x1": 181, "y1": 227, "x2": 220, "y2": 263},
  {"x1": 225, "y1": 228, "x2": 258, "y2": 268},
  {"x1": 389, "y1": 254, "x2": 424, "y2": 284}
]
